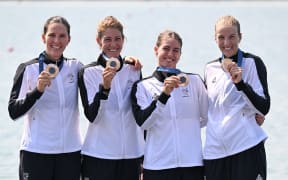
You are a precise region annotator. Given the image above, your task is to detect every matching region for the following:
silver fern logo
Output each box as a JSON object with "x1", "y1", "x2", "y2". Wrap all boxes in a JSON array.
[
  {"x1": 23, "y1": 172, "x2": 29, "y2": 180},
  {"x1": 256, "y1": 174, "x2": 263, "y2": 180}
]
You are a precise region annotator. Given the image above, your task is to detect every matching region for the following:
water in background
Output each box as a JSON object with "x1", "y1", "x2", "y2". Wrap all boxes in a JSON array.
[{"x1": 1, "y1": 1, "x2": 288, "y2": 179}]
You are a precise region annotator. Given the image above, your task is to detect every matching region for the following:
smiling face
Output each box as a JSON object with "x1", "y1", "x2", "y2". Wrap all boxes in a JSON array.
[
  {"x1": 155, "y1": 37, "x2": 181, "y2": 68},
  {"x1": 42, "y1": 22, "x2": 70, "y2": 61},
  {"x1": 96, "y1": 16, "x2": 125, "y2": 58},
  {"x1": 215, "y1": 16, "x2": 241, "y2": 58},
  {"x1": 154, "y1": 30, "x2": 182, "y2": 69},
  {"x1": 97, "y1": 28, "x2": 124, "y2": 58}
]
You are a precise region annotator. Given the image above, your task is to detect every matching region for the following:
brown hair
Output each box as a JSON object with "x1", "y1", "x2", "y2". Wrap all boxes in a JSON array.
[
  {"x1": 43, "y1": 16, "x2": 70, "y2": 37},
  {"x1": 155, "y1": 30, "x2": 183, "y2": 50}
]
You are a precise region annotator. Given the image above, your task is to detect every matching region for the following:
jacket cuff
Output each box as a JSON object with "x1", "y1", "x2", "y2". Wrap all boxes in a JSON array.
[
  {"x1": 158, "y1": 92, "x2": 170, "y2": 105},
  {"x1": 31, "y1": 88, "x2": 44, "y2": 99},
  {"x1": 235, "y1": 80, "x2": 246, "y2": 91},
  {"x1": 98, "y1": 84, "x2": 110, "y2": 100}
]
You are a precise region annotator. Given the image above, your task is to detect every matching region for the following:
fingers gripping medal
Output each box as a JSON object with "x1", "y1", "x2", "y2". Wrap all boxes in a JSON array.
[
  {"x1": 106, "y1": 57, "x2": 121, "y2": 70},
  {"x1": 177, "y1": 73, "x2": 189, "y2": 87},
  {"x1": 222, "y1": 58, "x2": 233, "y2": 72},
  {"x1": 45, "y1": 64, "x2": 59, "y2": 78}
]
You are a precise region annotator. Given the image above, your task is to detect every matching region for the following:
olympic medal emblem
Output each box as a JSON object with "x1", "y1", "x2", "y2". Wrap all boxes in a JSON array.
[
  {"x1": 45, "y1": 64, "x2": 59, "y2": 78},
  {"x1": 222, "y1": 58, "x2": 233, "y2": 72},
  {"x1": 177, "y1": 73, "x2": 189, "y2": 87},
  {"x1": 106, "y1": 57, "x2": 120, "y2": 70}
]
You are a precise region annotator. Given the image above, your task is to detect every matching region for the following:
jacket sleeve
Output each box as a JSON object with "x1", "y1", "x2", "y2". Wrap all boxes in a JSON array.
[
  {"x1": 8, "y1": 63, "x2": 43, "y2": 120},
  {"x1": 196, "y1": 75, "x2": 208, "y2": 127},
  {"x1": 78, "y1": 66, "x2": 108, "y2": 123},
  {"x1": 235, "y1": 56, "x2": 270, "y2": 115},
  {"x1": 130, "y1": 80, "x2": 170, "y2": 129}
]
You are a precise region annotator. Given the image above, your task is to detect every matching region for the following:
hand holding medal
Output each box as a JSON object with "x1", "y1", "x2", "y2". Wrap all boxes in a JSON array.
[
  {"x1": 106, "y1": 57, "x2": 121, "y2": 71},
  {"x1": 45, "y1": 64, "x2": 59, "y2": 78},
  {"x1": 221, "y1": 58, "x2": 242, "y2": 83},
  {"x1": 103, "y1": 57, "x2": 119, "y2": 89},
  {"x1": 177, "y1": 73, "x2": 189, "y2": 87},
  {"x1": 221, "y1": 58, "x2": 234, "y2": 72},
  {"x1": 158, "y1": 67, "x2": 190, "y2": 95}
]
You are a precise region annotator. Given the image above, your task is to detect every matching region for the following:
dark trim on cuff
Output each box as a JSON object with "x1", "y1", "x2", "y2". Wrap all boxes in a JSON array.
[
  {"x1": 98, "y1": 84, "x2": 110, "y2": 99},
  {"x1": 32, "y1": 88, "x2": 44, "y2": 99},
  {"x1": 235, "y1": 80, "x2": 246, "y2": 91},
  {"x1": 158, "y1": 92, "x2": 170, "y2": 104}
]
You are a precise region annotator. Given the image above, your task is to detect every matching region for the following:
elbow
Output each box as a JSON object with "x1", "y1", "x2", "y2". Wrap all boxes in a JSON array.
[
  {"x1": 262, "y1": 104, "x2": 270, "y2": 115},
  {"x1": 8, "y1": 108, "x2": 19, "y2": 121},
  {"x1": 262, "y1": 98, "x2": 271, "y2": 115},
  {"x1": 132, "y1": 109, "x2": 145, "y2": 127},
  {"x1": 84, "y1": 109, "x2": 96, "y2": 123},
  {"x1": 135, "y1": 117, "x2": 145, "y2": 127}
]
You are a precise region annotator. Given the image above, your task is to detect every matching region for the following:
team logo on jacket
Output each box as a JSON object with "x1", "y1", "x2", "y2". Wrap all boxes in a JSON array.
[
  {"x1": 152, "y1": 93, "x2": 159, "y2": 100},
  {"x1": 67, "y1": 73, "x2": 75, "y2": 83},
  {"x1": 181, "y1": 87, "x2": 190, "y2": 97},
  {"x1": 212, "y1": 77, "x2": 216, "y2": 83},
  {"x1": 127, "y1": 79, "x2": 134, "y2": 90}
]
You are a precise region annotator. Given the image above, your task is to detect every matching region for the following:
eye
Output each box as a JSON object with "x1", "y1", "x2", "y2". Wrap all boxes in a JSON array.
[
  {"x1": 163, "y1": 47, "x2": 170, "y2": 51},
  {"x1": 217, "y1": 35, "x2": 224, "y2": 41},
  {"x1": 59, "y1": 34, "x2": 68, "y2": 38},
  {"x1": 115, "y1": 36, "x2": 122, "y2": 42},
  {"x1": 173, "y1": 48, "x2": 180, "y2": 53},
  {"x1": 103, "y1": 37, "x2": 112, "y2": 43},
  {"x1": 47, "y1": 33, "x2": 56, "y2": 38},
  {"x1": 229, "y1": 34, "x2": 237, "y2": 40}
]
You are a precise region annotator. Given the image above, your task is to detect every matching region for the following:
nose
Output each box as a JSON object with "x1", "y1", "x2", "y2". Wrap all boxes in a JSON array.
[
  {"x1": 53, "y1": 36, "x2": 61, "y2": 43},
  {"x1": 167, "y1": 49, "x2": 174, "y2": 57},
  {"x1": 223, "y1": 38, "x2": 230, "y2": 46}
]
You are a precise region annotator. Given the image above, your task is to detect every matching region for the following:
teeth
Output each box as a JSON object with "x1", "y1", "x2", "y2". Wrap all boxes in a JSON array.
[
  {"x1": 110, "y1": 49, "x2": 117, "y2": 52},
  {"x1": 52, "y1": 46, "x2": 60, "y2": 49}
]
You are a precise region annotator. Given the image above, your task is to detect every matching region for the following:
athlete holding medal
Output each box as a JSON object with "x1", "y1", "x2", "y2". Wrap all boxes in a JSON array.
[
  {"x1": 8, "y1": 16, "x2": 83, "y2": 180},
  {"x1": 78, "y1": 16, "x2": 144, "y2": 180},
  {"x1": 203, "y1": 15, "x2": 270, "y2": 180},
  {"x1": 131, "y1": 30, "x2": 208, "y2": 180}
]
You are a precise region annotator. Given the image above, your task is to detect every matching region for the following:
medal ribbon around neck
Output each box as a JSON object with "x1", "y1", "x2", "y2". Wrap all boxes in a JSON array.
[
  {"x1": 221, "y1": 49, "x2": 243, "y2": 67},
  {"x1": 157, "y1": 66, "x2": 189, "y2": 86},
  {"x1": 38, "y1": 51, "x2": 64, "y2": 74},
  {"x1": 156, "y1": 66, "x2": 182, "y2": 75}
]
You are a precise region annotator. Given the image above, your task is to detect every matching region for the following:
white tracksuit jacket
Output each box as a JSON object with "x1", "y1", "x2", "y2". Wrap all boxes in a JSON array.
[
  {"x1": 131, "y1": 69, "x2": 208, "y2": 170},
  {"x1": 8, "y1": 55, "x2": 83, "y2": 154},
  {"x1": 78, "y1": 54, "x2": 145, "y2": 159},
  {"x1": 203, "y1": 51, "x2": 270, "y2": 159}
]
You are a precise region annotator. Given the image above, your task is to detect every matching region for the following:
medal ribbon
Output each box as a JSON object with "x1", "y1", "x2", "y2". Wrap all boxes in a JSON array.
[
  {"x1": 222, "y1": 49, "x2": 243, "y2": 67},
  {"x1": 38, "y1": 51, "x2": 64, "y2": 74},
  {"x1": 157, "y1": 66, "x2": 182, "y2": 75}
]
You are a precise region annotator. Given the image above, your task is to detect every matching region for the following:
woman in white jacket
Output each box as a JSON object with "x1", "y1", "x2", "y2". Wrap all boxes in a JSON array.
[
  {"x1": 78, "y1": 16, "x2": 144, "y2": 180},
  {"x1": 130, "y1": 30, "x2": 208, "y2": 180},
  {"x1": 203, "y1": 15, "x2": 270, "y2": 180},
  {"x1": 8, "y1": 16, "x2": 83, "y2": 180}
]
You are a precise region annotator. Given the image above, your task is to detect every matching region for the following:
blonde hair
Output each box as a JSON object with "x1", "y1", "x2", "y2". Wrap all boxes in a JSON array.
[
  {"x1": 215, "y1": 15, "x2": 241, "y2": 36},
  {"x1": 97, "y1": 16, "x2": 124, "y2": 39}
]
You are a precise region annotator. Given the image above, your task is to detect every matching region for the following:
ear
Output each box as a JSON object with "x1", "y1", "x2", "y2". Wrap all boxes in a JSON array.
[
  {"x1": 154, "y1": 46, "x2": 158, "y2": 56},
  {"x1": 41, "y1": 34, "x2": 46, "y2": 43},
  {"x1": 214, "y1": 34, "x2": 218, "y2": 43},
  {"x1": 239, "y1": 33, "x2": 242, "y2": 42},
  {"x1": 96, "y1": 36, "x2": 102, "y2": 47}
]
